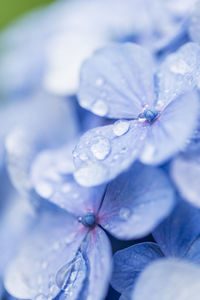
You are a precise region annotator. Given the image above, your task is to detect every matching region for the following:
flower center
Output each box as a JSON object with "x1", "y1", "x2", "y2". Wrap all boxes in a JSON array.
[
  {"x1": 79, "y1": 212, "x2": 96, "y2": 228},
  {"x1": 143, "y1": 107, "x2": 158, "y2": 122}
]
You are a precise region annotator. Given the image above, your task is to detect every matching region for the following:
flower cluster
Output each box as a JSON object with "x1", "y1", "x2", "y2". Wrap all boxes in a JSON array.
[{"x1": 1, "y1": 0, "x2": 200, "y2": 300}]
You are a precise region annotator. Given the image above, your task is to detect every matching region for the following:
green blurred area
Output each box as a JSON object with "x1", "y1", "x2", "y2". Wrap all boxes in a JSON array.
[{"x1": 0, "y1": 0, "x2": 55, "y2": 30}]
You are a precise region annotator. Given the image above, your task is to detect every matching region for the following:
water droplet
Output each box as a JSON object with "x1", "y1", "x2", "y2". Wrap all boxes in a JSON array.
[
  {"x1": 90, "y1": 136, "x2": 111, "y2": 160},
  {"x1": 74, "y1": 164, "x2": 108, "y2": 187},
  {"x1": 170, "y1": 59, "x2": 192, "y2": 75},
  {"x1": 91, "y1": 100, "x2": 108, "y2": 117},
  {"x1": 56, "y1": 251, "x2": 87, "y2": 296},
  {"x1": 35, "y1": 181, "x2": 53, "y2": 198},
  {"x1": 119, "y1": 207, "x2": 131, "y2": 220},
  {"x1": 113, "y1": 120, "x2": 130, "y2": 136},
  {"x1": 34, "y1": 294, "x2": 48, "y2": 300},
  {"x1": 95, "y1": 77, "x2": 104, "y2": 87}
]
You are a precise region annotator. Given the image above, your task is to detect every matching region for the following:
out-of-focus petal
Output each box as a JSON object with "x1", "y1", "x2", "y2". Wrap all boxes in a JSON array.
[
  {"x1": 153, "y1": 201, "x2": 200, "y2": 259},
  {"x1": 156, "y1": 43, "x2": 200, "y2": 108},
  {"x1": 78, "y1": 43, "x2": 155, "y2": 119},
  {"x1": 171, "y1": 150, "x2": 200, "y2": 208},
  {"x1": 111, "y1": 243, "x2": 163, "y2": 298},
  {"x1": 140, "y1": 92, "x2": 199, "y2": 165},
  {"x1": 31, "y1": 145, "x2": 106, "y2": 216},
  {"x1": 132, "y1": 258, "x2": 200, "y2": 300},
  {"x1": 4, "y1": 94, "x2": 78, "y2": 193},
  {"x1": 4, "y1": 210, "x2": 85, "y2": 299},
  {"x1": 73, "y1": 121, "x2": 147, "y2": 186},
  {"x1": 189, "y1": 1, "x2": 200, "y2": 44},
  {"x1": 99, "y1": 163, "x2": 175, "y2": 239}
]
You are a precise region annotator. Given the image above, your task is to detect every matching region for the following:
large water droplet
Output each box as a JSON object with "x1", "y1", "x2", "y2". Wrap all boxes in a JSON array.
[
  {"x1": 56, "y1": 251, "x2": 87, "y2": 298},
  {"x1": 119, "y1": 207, "x2": 131, "y2": 220},
  {"x1": 170, "y1": 59, "x2": 192, "y2": 75},
  {"x1": 113, "y1": 120, "x2": 130, "y2": 136},
  {"x1": 91, "y1": 100, "x2": 108, "y2": 117},
  {"x1": 74, "y1": 164, "x2": 108, "y2": 187},
  {"x1": 90, "y1": 136, "x2": 111, "y2": 160}
]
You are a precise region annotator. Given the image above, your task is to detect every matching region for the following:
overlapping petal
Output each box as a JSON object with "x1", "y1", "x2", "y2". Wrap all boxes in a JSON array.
[
  {"x1": 153, "y1": 201, "x2": 200, "y2": 259},
  {"x1": 111, "y1": 243, "x2": 163, "y2": 299},
  {"x1": 4, "y1": 210, "x2": 85, "y2": 299},
  {"x1": 132, "y1": 259, "x2": 200, "y2": 300},
  {"x1": 31, "y1": 145, "x2": 106, "y2": 216},
  {"x1": 73, "y1": 121, "x2": 147, "y2": 186},
  {"x1": 140, "y1": 92, "x2": 199, "y2": 165},
  {"x1": 99, "y1": 163, "x2": 175, "y2": 239},
  {"x1": 78, "y1": 43, "x2": 155, "y2": 119}
]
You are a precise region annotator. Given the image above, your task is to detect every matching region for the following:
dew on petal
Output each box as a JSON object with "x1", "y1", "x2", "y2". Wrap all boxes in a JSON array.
[
  {"x1": 91, "y1": 100, "x2": 108, "y2": 117},
  {"x1": 113, "y1": 120, "x2": 130, "y2": 136},
  {"x1": 170, "y1": 59, "x2": 192, "y2": 75},
  {"x1": 35, "y1": 181, "x2": 53, "y2": 198},
  {"x1": 119, "y1": 207, "x2": 131, "y2": 220},
  {"x1": 90, "y1": 136, "x2": 111, "y2": 160},
  {"x1": 56, "y1": 251, "x2": 87, "y2": 295}
]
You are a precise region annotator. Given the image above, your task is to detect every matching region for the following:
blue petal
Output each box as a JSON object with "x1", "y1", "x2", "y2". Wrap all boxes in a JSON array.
[
  {"x1": 132, "y1": 258, "x2": 200, "y2": 300},
  {"x1": 73, "y1": 121, "x2": 147, "y2": 186},
  {"x1": 78, "y1": 43, "x2": 155, "y2": 119},
  {"x1": 4, "y1": 210, "x2": 85, "y2": 299},
  {"x1": 140, "y1": 91, "x2": 199, "y2": 165},
  {"x1": 4, "y1": 94, "x2": 78, "y2": 193},
  {"x1": 99, "y1": 163, "x2": 175, "y2": 239},
  {"x1": 171, "y1": 150, "x2": 200, "y2": 208},
  {"x1": 189, "y1": 1, "x2": 200, "y2": 44},
  {"x1": 156, "y1": 43, "x2": 200, "y2": 108},
  {"x1": 31, "y1": 145, "x2": 106, "y2": 216},
  {"x1": 153, "y1": 201, "x2": 200, "y2": 259},
  {"x1": 111, "y1": 242, "x2": 163, "y2": 298}
]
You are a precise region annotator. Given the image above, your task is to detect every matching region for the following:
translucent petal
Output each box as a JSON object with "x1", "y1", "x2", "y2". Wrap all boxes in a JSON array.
[
  {"x1": 73, "y1": 121, "x2": 147, "y2": 186},
  {"x1": 140, "y1": 91, "x2": 199, "y2": 165},
  {"x1": 4, "y1": 94, "x2": 78, "y2": 193},
  {"x1": 31, "y1": 145, "x2": 106, "y2": 216},
  {"x1": 111, "y1": 243, "x2": 163, "y2": 298},
  {"x1": 171, "y1": 151, "x2": 200, "y2": 208},
  {"x1": 153, "y1": 201, "x2": 200, "y2": 259},
  {"x1": 156, "y1": 43, "x2": 200, "y2": 108},
  {"x1": 133, "y1": 259, "x2": 200, "y2": 300},
  {"x1": 4, "y1": 210, "x2": 85, "y2": 299},
  {"x1": 99, "y1": 163, "x2": 175, "y2": 239},
  {"x1": 78, "y1": 43, "x2": 155, "y2": 119}
]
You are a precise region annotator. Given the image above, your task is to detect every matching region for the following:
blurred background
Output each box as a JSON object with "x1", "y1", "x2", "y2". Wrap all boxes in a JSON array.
[{"x1": 0, "y1": 0, "x2": 54, "y2": 29}]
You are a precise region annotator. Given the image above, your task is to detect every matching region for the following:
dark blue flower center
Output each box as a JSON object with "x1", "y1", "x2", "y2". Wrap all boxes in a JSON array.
[
  {"x1": 79, "y1": 212, "x2": 96, "y2": 227},
  {"x1": 143, "y1": 108, "x2": 158, "y2": 122}
]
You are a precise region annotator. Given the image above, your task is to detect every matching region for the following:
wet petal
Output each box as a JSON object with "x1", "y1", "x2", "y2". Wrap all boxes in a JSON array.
[
  {"x1": 133, "y1": 259, "x2": 200, "y2": 300},
  {"x1": 156, "y1": 43, "x2": 200, "y2": 108},
  {"x1": 73, "y1": 121, "x2": 147, "y2": 186},
  {"x1": 153, "y1": 201, "x2": 200, "y2": 259},
  {"x1": 111, "y1": 243, "x2": 163, "y2": 298},
  {"x1": 171, "y1": 151, "x2": 200, "y2": 208},
  {"x1": 4, "y1": 210, "x2": 85, "y2": 299},
  {"x1": 31, "y1": 145, "x2": 106, "y2": 215},
  {"x1": 99, "y1": 163, "x2": 175, "y2": 239},
  {"x1": 78, "y1": 43, "x2": 155, "y2": 119},
  {"x1": 140, "y1": 91, "x2": 199, "y2": 165}
]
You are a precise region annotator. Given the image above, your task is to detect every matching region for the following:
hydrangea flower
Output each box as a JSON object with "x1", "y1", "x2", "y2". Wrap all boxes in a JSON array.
[
  {"x1": 2, "y1": 93, "x2": 78, "y2": 194},
  {"x1": 111, "y1": 200, "x2": 200, "y2": 299},
  {"x1": 73, "y1": 42, "x2": 200, "y2": 186},
  {"x1": 132, "y1": 258, "x2": 200, "y2": 300},
  {"x1": 4, "y1": 144, "x2": 174, "y2": 299}
]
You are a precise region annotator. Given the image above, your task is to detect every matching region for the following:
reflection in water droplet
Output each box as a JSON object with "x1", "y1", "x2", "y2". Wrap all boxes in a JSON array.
[
  {"x1": 56, "y1": 251, "x2": 87, "y2": 297},
  {"x1": 119, "y1": 207, "x2": 131, "y2": 220},
  {"x1": 91, "y1": 100, "x2": 108, "y2": 117},
  {"x1": 90, "y1": 136, "x2": 111, "y2": 160},
  {"x1": 113, "y1": 120, "x2": 130, "y2": 136}
]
